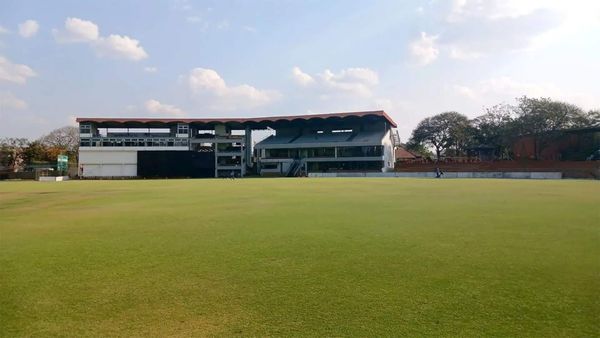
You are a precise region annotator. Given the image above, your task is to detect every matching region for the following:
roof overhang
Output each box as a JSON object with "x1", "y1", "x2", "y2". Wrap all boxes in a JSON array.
[{"x1": 76, "y1": 110, "x2": 397, "y2": 129}]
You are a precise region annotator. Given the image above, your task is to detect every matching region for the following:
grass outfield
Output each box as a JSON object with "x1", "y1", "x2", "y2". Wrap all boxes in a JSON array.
[{"x1": 1, "y1": 178, "x2": 599, "y2": 336}]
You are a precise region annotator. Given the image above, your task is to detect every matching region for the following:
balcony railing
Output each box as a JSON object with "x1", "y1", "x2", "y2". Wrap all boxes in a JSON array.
[{"x1": 80, "y1": 137, "x2": 189, "y2": 147}]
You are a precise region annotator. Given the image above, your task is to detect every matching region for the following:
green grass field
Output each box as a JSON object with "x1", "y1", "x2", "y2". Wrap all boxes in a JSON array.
[{"x1": 1, "y1": 178, "x2": 599, "y2": 337}]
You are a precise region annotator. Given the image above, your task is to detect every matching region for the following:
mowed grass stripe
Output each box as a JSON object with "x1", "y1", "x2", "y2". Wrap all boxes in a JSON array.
[{"x1": 1, "y1": 179, "x2": 598, "y2": 336}]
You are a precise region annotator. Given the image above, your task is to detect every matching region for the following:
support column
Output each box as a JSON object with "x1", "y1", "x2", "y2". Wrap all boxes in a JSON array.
[
  {"x1": 214, "y1": 142, "x2": 218, "y2": 178},
  {"x1": 244, "y1": 127, "x2": 252, "y2": 171}
]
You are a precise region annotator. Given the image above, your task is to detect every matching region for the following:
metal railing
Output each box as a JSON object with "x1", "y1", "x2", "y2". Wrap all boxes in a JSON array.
[{"x1": 80, "y1": 137, "x2": 189, "y2": 147}]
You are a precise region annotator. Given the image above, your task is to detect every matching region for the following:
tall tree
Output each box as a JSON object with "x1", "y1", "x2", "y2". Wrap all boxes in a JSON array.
[
  {"x1": 513, "y1": 97, "x2": 592, "y2": 159},
  {"x1": 39, "y1": 126, "x2": 79, "y2": 160},
  {"x1": 514, "y1": 96, "x2": 588, "y2": 133},
  {"x1": 470, "y1": 103, "x2": 516, "y2": 159},
  {"x1": 409, "y1": 111, "x2": 470, "y2": 159}
]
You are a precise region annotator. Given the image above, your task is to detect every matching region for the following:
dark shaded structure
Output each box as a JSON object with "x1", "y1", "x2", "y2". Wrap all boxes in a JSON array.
[
  {"x1": 512, "y1": 127, "x2": 600, "y2": 161},
  {"x1": 137, "y1": 151, "x2": 215, "y2": 178}
]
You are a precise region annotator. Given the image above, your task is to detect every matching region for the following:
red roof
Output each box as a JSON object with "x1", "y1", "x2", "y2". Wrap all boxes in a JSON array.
[
  {"x1": 76, "y1": 110, "x2": 397, "y2": 128},
  {"x1": 395, "y1": 146, "x2": 419, "y2": 159}
]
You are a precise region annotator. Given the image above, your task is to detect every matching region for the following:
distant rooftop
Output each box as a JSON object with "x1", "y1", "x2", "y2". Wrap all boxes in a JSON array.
[{"x1": 76, "y1": 110, "x2": 397, "y2": 128}]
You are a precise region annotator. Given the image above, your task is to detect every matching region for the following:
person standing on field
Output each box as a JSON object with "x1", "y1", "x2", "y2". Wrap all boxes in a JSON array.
[{"x1": 435, "y1": 167, "x2": 444, "y2": 178}]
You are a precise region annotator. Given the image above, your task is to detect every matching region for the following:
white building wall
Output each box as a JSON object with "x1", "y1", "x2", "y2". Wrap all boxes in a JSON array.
[
  {"x1": 79, "y1": 149, "x2": 138, "y2": 177},
  {"x1": 381, "y1": 129, "x2": 395, "y2": 172}
]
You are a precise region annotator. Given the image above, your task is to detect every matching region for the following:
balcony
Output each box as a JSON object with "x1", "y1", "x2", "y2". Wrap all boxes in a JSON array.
[{"x1": 79, "y1": 136, "x2": 189, "y2": 148}]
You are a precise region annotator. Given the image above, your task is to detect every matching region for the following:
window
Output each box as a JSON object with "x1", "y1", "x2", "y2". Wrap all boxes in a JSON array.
[
  {"x1": 307, "y1": 147, "x2": 335, "y2": 158},
  {"x1": 80, "y1": 124, "x2": 91, "y2": 134},
  {"x1": 266, "y1": 148, "x2": 290, "y2": 158},
  {"x1": 177, "y1": 124, "x2": 189, "y2": 135},
  {"x1": 337, "y1": 146, "x2": 383, "y2": 157}
]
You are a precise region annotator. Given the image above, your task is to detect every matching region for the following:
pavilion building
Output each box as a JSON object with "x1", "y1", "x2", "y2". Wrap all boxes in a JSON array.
[{"x1": 76, "y1": 110, "x2": 398, "y2": 178}]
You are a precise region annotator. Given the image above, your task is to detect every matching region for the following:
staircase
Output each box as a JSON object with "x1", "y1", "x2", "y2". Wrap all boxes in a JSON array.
[
  {"x1": 391, "y1": 130, "x2": 401, "y2": 146},
  {"x1": 286, "y1": 159, "x2": 304, "y2": 177}
]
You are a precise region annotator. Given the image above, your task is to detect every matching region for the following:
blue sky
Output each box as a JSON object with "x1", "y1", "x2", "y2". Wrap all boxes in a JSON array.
[{"x1": 1, "y1": 0, "x2": 599, "y2": 140}]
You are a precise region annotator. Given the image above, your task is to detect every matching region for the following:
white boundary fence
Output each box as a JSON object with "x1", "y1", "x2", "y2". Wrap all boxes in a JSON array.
[
  {"x1": 308, "y1": 172, "x2": 563, "y2": 179},
  {"x1": 38, "y1": 176, "x2": 70, "y2": 182}
]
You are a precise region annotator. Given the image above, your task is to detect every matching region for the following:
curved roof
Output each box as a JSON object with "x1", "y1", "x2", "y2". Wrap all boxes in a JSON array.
[{"x1": 76, "y1": 110, "x2": 397, "y2": 128}]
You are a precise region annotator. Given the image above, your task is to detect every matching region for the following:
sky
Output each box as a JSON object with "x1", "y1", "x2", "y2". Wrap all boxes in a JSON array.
[{"x1": 1, "y1": 0, "x2": 599, "y2": 141}]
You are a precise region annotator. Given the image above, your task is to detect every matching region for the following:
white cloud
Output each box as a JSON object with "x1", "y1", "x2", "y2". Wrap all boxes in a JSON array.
[
  {"x1": 145, "y1": 99, "x2": 186, "y2": 117},
  {"x1": 324, "y1": 68, "x2": 379, "y2": 87},
  {"x1": 447, "y1": 0, "x2": 599, "y2": 23},
  {"x1": 319, "y1": 68, "x2": 379, "y2": 96},
  {"x1": 186, "y1": 68, "x2": 279, "y2": 110},
  {"x1": 188, "y1": 68, "x2": 226, "y2": 92},
  {"x1": 445, "y1": 10, "x2": 562, "y2": 57},
  {"x1": 53, "y1": 17, "x2": 99, "y2": 43},
  {"x1": 292, "y1": 67, "x2": 379, "y2": 97},
  {"x1": 144, "y1": 66, "x2": 157, "y2": 73},
  {"x1": 93, "y1": 34, "x2": 148, "y2": 61},
  {"x1": 447, "y1": 0, "x2": 561, "y2": 22},
  {"x1": 0, "y1": 91, "x2": 28, "y2": 110},
  {"x1": 18, "y1": 20, "x2": 39, "y2": 38},
  {"x1": 0, "y1": 56, "x2": 36, "y2": 84},
  {"x1": 438, "y1": 0, "x2": 587, "y2": 59},
  {"x1": 0, "y1": 26, "x2": 9, "y2": 34},
  {"x1": 53, "y1": 17, "x2": 148, "y2": 61},
  {"x1": 409, "y1": 32, "x2": 439, "y2": 66},
  {"x1": 453, "y1": 76, "x2": 600, "y2": 110},
  {"x1": 291, "y1": 67, "x2": 314, "y2": 86}
]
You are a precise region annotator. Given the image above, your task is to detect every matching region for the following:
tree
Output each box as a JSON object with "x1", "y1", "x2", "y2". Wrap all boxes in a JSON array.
[
  {"x1": 469, "y1": 103, "x2": 516, "y2": 159},
  {"x1": 22, "y1": 141, "x2": 52, "y2": 164},
  {"x1": 582, "y1": 110, "x2": 600, "y2": 127},
  {"x1": 0, "y1": 138, "x2": 29, "y2": 172},
  {"x1": 513, "y1": 97, "x2": 593, "y2": 159},
  {"x1": 405, "y1": 141, "x2": 433, "y2": 158},
  {"x1": 409, "y1": 111, "x2": 470, "y2": 159},
  {"x1": 39, "y1": 126, "x2": 79, "y2": 160},
  {"x1": 513, "y1": 96, "x2": 589, "y2": 134}
]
